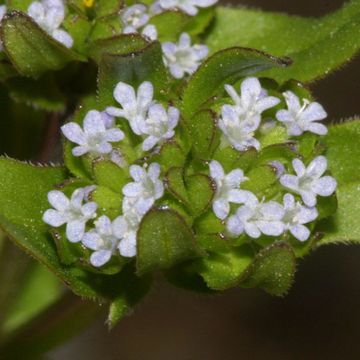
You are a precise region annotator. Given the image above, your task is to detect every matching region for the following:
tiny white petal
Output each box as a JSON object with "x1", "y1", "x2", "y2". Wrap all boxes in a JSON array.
[
  {"x1": 90, "y1": 250, "x2": 112, "y2": 267},
  {"x1": 66, "y1": 220, "x2": 85, "y2": 243}
]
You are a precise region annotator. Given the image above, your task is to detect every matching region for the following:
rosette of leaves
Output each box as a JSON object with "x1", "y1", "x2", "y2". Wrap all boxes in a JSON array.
[{"x1": 0, "y1": 0, "x2": 360, "y2": 355}]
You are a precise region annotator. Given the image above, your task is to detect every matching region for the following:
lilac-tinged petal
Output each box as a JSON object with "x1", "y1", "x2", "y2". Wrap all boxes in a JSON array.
[
  {"x1": 82, "y1": 202, "x2": 97, "y2": 218},
  {"x1": 148, "y1": 162, "x2": 161, "y2": 181},
  {"x1": 52, "y1": 29, "x2": 73, "y2": 48},
  {"x1": 241, "y1": 77, "x2": 261, "y2": 108},
  {"x1": 283, "y1": 193, "x2": 295, "y2": 210},
  {"x1": 61, "y1": 123, "x2": 85, "y2": 145},
  {"x1": 43, "y1": 209, "x2": 66, "y2": 227},
  {"x1": 48, "y1": 190, "x2": 69, "y2": 211},
  {"x1": 255, "y1": 96, "x2": 280, "y2": 113},
  {"x1": 104, "y1": 128, "x2": 124, "y2": 142},
  {"x1": 292, "y1": 158, "x2": 306, "y2": 177},
  {"x1": 228, "y1": 189, "x2": 252, "y2": 204},
  {"x1": 226, "y1": 215, "x2": 244, "y2": 236},
  {"x1": 90, "y1": 250, "x2": 112, "y2": 267},
  {"x1": 290, "y1": 224, "x2": 310, "y2": 242},
  {"x1": 297, "y1": 206, "x2": 318, "y2": 224},
  {"x1": 82, "y1": 232, "x2": 101, "y2": 250},
  {"x1": 71, "y1": 188, "x2": 85, "y2": 208},
  {"x1": 306, "y1": 122, "x2": 328, "y2": 135},
  {"x1": 112, "y1": 216, "x2": 129, "y2": 238},
  {"x1": 209, "y1": 160, "x2": 224, "y2": 181},
  {"x1": 224, "y1": 84, "x2": 240, "y2": 105},
  {"x1": 244, "y1": 222, "x2": 261, "y2": 238},
  {"x1": 72, "y1": 146, "x2": 88, "y2": 157},
  {"x1": 130, "y1": 165, "x2": 146, "y2": 182},
  {"x1": 283, "y1": 91, "x2": 301, "y2": 112},
  {"x1": 142, "y1": 135, "x2": 160, "y2": 151},
  {"x1": 66, "y1": 220, "x2": 85, "y2": 243},
  {"x1": 280, "y1": 174, "x2": 299, "y2": 191},
  {"x1": 226, "y1": 169, "x2": 245, "y2": 187},
  {"x1": 301, "y1": 102, "x2": 327, "y2": 122},
  {"x1": 96, "y1": 215, "x2": 112, "y2": 235},
  {"x1": 287, "y1": 122, "x2": 303, "y2": 136},
  {"x1": 119, "y1": 238, "x2": 137, "y2": 257},
  {"x1": 257, "y1": 220, "x2": 284, "y2": 236},
  {"x1": 137, "y1": 81, "x2": 154, "y2": 110},
  {"x1": 114, "y1": 82, "x2": 136, "y2": 109},
  {"x1": 306, "y1": 156, "x2": 327, "y2": 178},
  {"x1": 312, "y1": 176, "x2": 337, "y2": 196},
  {"x1": 105, "y1": 107, "x2": 126, "y2": 118},
  {"x1": 83, "y1": 110, "x2": 105, "y2": 135},
  {"x1": 300, "y1": 191, "x2": 317, "y2": 207},
  {"x1": 276, "y1": 109, "x2": 293, "y2": 123},
  {"x1": 213, "y1": 199, "x2": 230, "y2": 220},
  {"x1": 123, "y1": 183, "x2": 143, "y2": 197}
]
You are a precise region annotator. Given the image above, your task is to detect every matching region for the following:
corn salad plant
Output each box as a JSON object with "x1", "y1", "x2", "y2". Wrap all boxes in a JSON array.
[{"x1": 0, "y1": 0, "x2": 359, "y2": 356}]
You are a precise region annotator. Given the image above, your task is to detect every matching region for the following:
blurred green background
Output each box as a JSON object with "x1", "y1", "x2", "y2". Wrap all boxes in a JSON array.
[{"x1": 2, "y1": 0, "x2": 360, "y2": 358}]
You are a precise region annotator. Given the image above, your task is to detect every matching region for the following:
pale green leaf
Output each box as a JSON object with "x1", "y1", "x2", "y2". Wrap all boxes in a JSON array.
[{"x1": 205, "y1": 2, "x2": 360, "y2": 83}]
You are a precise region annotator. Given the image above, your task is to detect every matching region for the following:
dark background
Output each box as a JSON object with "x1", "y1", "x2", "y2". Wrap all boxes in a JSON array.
[{"x1": 52, "y1": 1, "x2": 360, "y2": 359}]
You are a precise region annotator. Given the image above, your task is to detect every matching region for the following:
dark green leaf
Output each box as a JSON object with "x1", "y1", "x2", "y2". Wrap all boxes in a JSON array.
[
  {"x1": 98, "y1": 41, "x2": 169, "y2": 107},
  {"x1": 188, "y1": 109, "x2": 220, "y2": 160},
  {"x1": 186, "y1": 174, "x2": 215, "y2": 216},
  {"x1": 1, "y1": 11, "x2": 84, "y2": 78},
  {"x1": 181, "y1": 47, "x2": 289, "y2": 118},
  {"x1": 89, "y1": 34, "x2": 148, "y2": 63},
  {"x1": 165, "y1": 167, "x2": 189, "y2": 204},
  {"x1": 136, "y1": 208, "x2": 201, "y2": 275},
  {"x1": 197, "y1": 245, "x2": 254, "y2": 290},
  {"x1": 240, "y1": 242, "x2": 296, "y2": 296}
]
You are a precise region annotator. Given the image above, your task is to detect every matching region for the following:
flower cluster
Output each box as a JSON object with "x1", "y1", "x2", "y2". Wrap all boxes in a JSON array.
[
  {"x1": 44, "y1": 80, "x2": 171, "y2": 266},
  {"x1": 119, "y1": 0, "x2": 213, "y2": 78},
  {"x1": 43, "y1": 75, "x2": 336, "y2": 268},
  {"x1": 212, "y1": 77, "x2": 336, "y2": 242},
  {"x1": 27, "y1": 0, "x2": 73, "y2": 48}
]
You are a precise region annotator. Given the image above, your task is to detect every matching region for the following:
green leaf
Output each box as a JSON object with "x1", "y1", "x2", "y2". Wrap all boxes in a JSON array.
[
  {"x1": 188, "y1": 109, "x2": 220, "y2": 160},
  {"x1": 317, "y1": 120, "x2": 360, "y2": 244},
  {"x1": 197, "y1": 245, "x2": 254, "y2": 290},
  {"x1": 186, "y1": 174, "x2": 215, "y2": 216},
  {"x1": 107, "y1": 264, "x2": 152, "y2": 329},
  {"x1": 184, "y1": 7, "x2": 215, "y2": 36},
  {"x1": 89, "y1": 34, "x2": 148, "y2": 63},
  {"x1": 206, "y1": 3, "x2": 360, "y2": 83},
  {"x1": 5, "y1": 74, "x2": 66, "y2": 111},
  {"x1": 94, "y1": 0, "x2": 122, "y2": 18},
  {"x1": 241, "y1": 165, "x2": 278, "y2": 197},
  {"x1": 149, "y1": 10, "x2": 190, "y2": 42},
  {"x1": 90, "y1": 186, "x2": 122, "y2": 218},
  {"x1": 0, "y1": 157, "x2": 142, "y2": 304},
  {"x1": 93, "y1": 160, "x2": 128, "y2": 193},
  {"x1": 151, "y1": 140, "x2": 186, "y2": 172},
  {"x1": 181, "y1": 47, "x2": 289, "y2": 118},
  {"x1": 165, "y1": 167, "x2": 189, "y2": 204},
  {"x1": 241, "y1": 242, "x2": 296, "y2": 296},
  {"x1": 98, "y1": 41, "x2": 169, "y2": 107},
  {"x1": 90, "y1": 13, "x2": 122, "y2": 41},
  {"x1": 136, "y1": 208, "x2": 201, "y2": 275},
  {"x1": 1, "y1": 11, "x2": 84, "y2": 78}
]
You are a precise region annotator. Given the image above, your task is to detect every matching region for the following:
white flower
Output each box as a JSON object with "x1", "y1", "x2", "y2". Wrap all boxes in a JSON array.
[
  {"x1": 276, "y1": 91, "x2": 328, "y2": 136},
  {"x1": 227, "y1": 194, "x2": 285, "y2": 238},
  {"x1": 209, "y1": 160, "x2": 252, "y2": 220},
  {"x1": 82, "y1": 215, "x2": 120, "y2": 267},
  {"x1": 122, "y1": 163, "x2": 164, "y2": 215},
  {"x1": 159, "y1": 0, "x2": 218, "y2": 16},
  {"x1": 61, "y1": 110, "x2": 124, "y2": 157},
  {"x1": 281, "y1": 194, "x2": 318, "y2": 242},
  {"x1": 113, "y1": 215, "x2": 138, "y2": 258},
  {"x1": 162, "y1": 33, "x2": 208, "y2": 79},
  {"x1": 121, "y1": 4, "x2": 149, "y2": 33},
  {"x1": 139, "y1": 103, "x2": 180, "y2": 151},
  {"x1": 28, "y1": 0, "x2": 73, "y2": 48},
  {"x1": 141, "y1": 24, "x2": 158, "y2": 41},
  {"x1": 225, "y1": 77, "x2": 280, "y2": 122},
  {"x1": 0, "y1": 5, "x2": 7, "y2": 51},
  {"x1": 280, "y1": 156, "x2": 337, "y2": 207},
  {"x1": 106, "y1": 81, "x2": 154, "y2": 136},
  {"x1": 218, "y1": 105, "x2": 261, "y2": 151},
  {"x1": 43, "y1": 188, "x2": 97, "y2": 243}
]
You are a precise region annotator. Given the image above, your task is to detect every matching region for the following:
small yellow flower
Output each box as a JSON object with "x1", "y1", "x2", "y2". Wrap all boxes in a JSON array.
[{"x1": 83, "y1": 0, "x2": 94, "y2": 8}]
